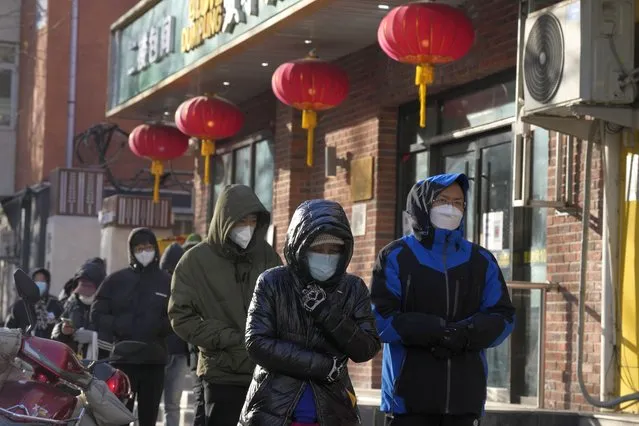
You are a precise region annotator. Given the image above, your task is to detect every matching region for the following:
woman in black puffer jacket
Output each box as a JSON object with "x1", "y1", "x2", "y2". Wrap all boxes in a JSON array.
[{"x1": 239, "y1": 200, "x2": 381, "y2": 426}]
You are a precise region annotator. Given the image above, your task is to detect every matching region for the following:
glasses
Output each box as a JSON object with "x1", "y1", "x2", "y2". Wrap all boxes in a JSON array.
[
  {"x1": 431, "y1": 197, "x2": 465, "y2": 210},
  {"x1": 133, "y1": 244, "x2": 155, "y2": 254}
]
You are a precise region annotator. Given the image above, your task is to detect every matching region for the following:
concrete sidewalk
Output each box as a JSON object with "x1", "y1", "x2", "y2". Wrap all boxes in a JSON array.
[{"x1": 148, "y1": 380, "x2": 639, "y2": 426}]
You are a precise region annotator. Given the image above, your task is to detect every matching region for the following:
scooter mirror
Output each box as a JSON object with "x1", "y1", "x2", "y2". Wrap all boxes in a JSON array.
[
  {"x1": 13, "y1": 269, "x2": 40, "y2": 335},
  {"x1": 14, "y1": 269, "x2": 40, "y2": 306}
]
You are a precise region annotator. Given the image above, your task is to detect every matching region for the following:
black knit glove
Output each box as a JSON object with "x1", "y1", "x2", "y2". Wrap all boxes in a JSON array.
[{"x1": 439, "y1": 324, "x2": 470, "y2": 353}]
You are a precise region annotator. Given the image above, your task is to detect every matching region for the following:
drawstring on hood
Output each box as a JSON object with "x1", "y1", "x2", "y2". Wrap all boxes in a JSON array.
[
  {"x1": 128, "y1": 228, "x2": 160, "y2": 271},
  {"x1": 406, "y1": 173, "x2": 469, "y2": 247},
  {"x1": 284, "y1": 200, "x2": 354, "y2": 287}
]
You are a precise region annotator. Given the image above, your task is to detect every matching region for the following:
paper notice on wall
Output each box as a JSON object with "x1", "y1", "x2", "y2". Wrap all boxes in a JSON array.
[
  {"x1": 351, "y1": 203, "x2": 367, "y2": 237},
  {"x1": 482, "y1": 211, "x2": 504, "y2": 251}
]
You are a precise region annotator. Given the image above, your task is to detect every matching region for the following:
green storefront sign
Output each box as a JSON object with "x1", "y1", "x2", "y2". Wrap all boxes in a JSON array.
[{"x1": 108, "y1": 0, "x2": 303, "y2": 112}]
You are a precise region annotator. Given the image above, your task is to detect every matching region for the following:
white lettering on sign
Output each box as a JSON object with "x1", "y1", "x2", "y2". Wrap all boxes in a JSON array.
[
  {"x1": 223, "y1": 0, "x2": 260, "y2": 33},
  {"x1": 128, "y1": 16, "x2": 175, "y2": 76}
]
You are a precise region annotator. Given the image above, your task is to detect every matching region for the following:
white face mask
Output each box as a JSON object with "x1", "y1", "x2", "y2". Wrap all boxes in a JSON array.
[
  {"x1": 307, "y1": 253, "x2": 341, "y2": 282},
  {"x1": 35, "y1": 281, "x2": 47, "y2": 297},
  {"x1": 79, "y1": 294, "x2": 96, "y2": 305},
  {"x1": 134, "y1": 250, "x2": 156, "y2": 267},
  {"x1": 230, "y1": 225, "x2": 255, "y2": 249},
  {"x1": 430, "y1": 204, "x2": 464, "y2": 231}
]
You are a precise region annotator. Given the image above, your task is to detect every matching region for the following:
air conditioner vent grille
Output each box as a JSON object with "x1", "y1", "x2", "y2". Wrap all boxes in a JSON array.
[{"x1": 524, "y1": 12, "x2": 565, "y2": 103}]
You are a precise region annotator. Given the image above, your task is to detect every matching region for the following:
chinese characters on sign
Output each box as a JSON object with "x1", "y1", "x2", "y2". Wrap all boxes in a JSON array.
[
  {"x1": 181, "y1": 0, "x2": 286, "y2": 54},
  {"x1": 128, "y1": 15, "x2": 175, "y2": 75}
]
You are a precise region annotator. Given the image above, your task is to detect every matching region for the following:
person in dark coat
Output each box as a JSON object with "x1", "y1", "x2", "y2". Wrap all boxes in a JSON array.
[
  {"x1": 91, "y1": 227, "x2": 172, "y2": 426},
  {"x1": 370, "y1": 173, "x2": 516, "y2": 426},
  {"x1": 5, "y1": 268, "x2": 62, "y2": 338},
  {"x1": 58, "y1": 257, "x2": 106, "y2": 305},
  {"x1": 160, "y1": 242, "x2": 190, "y2": 426},
  {"x1": 239, "y1": 199, "x2": 381, "y2": 426},
  {"x1": 180, "y1": 233, "x2": 206, "y2": 426},
  {"x1": 51, "y1": 260, "x2": 107, "y2": 358}
]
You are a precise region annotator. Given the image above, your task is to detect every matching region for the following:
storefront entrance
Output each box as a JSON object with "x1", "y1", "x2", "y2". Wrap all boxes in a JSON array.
[{"x1": 396, "y1": 72, "x2": 546, "y2": 405}]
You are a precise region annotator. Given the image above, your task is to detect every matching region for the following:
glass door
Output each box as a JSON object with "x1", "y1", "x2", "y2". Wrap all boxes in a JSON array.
[{"x1": 436, "y1": 131, "x2": 513, "y2": 401}]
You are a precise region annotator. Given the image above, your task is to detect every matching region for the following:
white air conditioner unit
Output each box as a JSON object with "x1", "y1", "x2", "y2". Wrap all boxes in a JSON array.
[{"x1": 522, "y1": 0, "x2": 635, "y2": 117}]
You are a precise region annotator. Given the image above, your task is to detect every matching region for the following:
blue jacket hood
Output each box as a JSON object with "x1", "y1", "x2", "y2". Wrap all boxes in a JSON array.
[{"x1": 406, "y1": 173, "x2": 469, "y2": 237}]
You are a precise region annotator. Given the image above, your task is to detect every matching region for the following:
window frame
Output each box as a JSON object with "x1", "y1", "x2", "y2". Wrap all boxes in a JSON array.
[
  {"x1": 0, "y1": 42, "x2": 19, "y2": 130},
  {"x1": 206, "y1": 130, "x2": 275, "y2": 224}
]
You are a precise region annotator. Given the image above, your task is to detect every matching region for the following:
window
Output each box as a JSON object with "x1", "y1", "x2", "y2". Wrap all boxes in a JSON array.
[
  {"x1": 36, "y1": 0, "x2": 48, "y2": 30},
  {"x1": 210, "y1": 137, "x2": 275, "y2": 218},
  {"x1": 0, "y1": 43, "x2": 17, "y2": 128}
]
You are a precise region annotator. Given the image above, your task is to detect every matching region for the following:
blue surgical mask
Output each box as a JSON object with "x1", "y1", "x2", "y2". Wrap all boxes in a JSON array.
[
  {"x1": 307, "y1": 253, "x2": 340, "y2": 282},
  {"x1": 35, "y1": 281, "x2": 47, "y2": 297}
]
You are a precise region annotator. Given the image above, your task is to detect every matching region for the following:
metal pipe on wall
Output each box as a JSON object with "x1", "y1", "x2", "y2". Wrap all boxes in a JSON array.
[
  {"x1": 600, "y1": 130, "x2": 621, "y2": 402},
  {"x1": 65, "y1": 0, "x2": 79, "y2": 168},
  {"x1": 577, "y1": 120, "x2": 639, "y2": 408}
]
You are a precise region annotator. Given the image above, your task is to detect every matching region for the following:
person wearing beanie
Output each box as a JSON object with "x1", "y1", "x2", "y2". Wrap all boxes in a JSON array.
[
  {"x1": 182, "y1": 233, "x2": 202, "y2": 251},
  {"x1": 91, "y1": 227, "x2": 172, "y2": 426},
  {"x1": 159, "y1": 243, "x2": 190, "y2": 426},
  {"x1": 51, "y1": 259, "x2": 106, "y2": 358},
  {"x1": 169, "y1": 185, "x2": 281, "y2": 426},
  {"x1": 239, "y1": 200, "x2": 381, "y2": 426}
]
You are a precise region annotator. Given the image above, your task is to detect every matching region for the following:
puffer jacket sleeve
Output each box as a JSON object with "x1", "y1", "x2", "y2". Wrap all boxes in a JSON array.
[
  {"x1": 245, "y1": 272, "x2": 334, "y2": 381},
  {"x1": 169, "y1": 255, "x2": 243, "y2": 351},
  {"x1": 313, "y1": 277, "x2": 381, "y2": 363}
]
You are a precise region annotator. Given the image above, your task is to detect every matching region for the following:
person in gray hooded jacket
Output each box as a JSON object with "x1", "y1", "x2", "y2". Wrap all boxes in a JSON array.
[{"x1": 160, "y1": 242, "x2": 190, "y2": 426}]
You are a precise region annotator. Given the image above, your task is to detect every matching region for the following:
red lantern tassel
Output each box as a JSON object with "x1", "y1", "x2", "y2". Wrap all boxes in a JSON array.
[
  {"x1": 201, "y1": 139, "x2": 216, "y2": 185},
  {"x1": 150, "y1": 160, "x2": 164, "y2": 203},
  {"x1": 415, "y1": 64, "x2": 434, "y2": 128},
  {"x1": 302, "y1": 110, "x2": 317, "y2": 167}
]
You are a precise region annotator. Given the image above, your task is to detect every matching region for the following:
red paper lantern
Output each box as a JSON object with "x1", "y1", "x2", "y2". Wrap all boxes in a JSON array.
[
  {"x1": 175, "y1": 95, "x2": 244, "y2": 185},
  {"x1": 272, "y1": 50, "x2": 349, "y2": 167},
  {"x1": 378, "y1": 3, "x2": 475, "y2": 128},
  {"x1": 129, "y1": 124, "x2": 189, "y2": 202}
]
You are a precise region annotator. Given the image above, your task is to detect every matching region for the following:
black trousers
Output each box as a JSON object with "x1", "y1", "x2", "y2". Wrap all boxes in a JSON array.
[
  {"x1": 203, "y1": 381, "x2": 249, "y2": 426},
  {"x1": 387, "y1": 414, "x2": 480, "y2": 426},
  {"x1": 192, "y1": 375, "x2": 206, "y2": 426},
  {"x1": 115, "y1": 363, "x2": 165, "y2": 426}
]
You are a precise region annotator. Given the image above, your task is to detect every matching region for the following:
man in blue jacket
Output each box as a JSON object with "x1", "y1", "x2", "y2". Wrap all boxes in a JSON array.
[{"x1": 371, "y1": 173, "x2": 515, "y2": 426}]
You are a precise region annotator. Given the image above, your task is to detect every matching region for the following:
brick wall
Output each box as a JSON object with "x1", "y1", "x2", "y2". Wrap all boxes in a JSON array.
[
  {"x1": 191, "y1": 0, "x2": 604, "y2": 410},
  {"x1": 544, "y1": 134, "x2": 603, "y2": 411},
  {"x1": 15, "y1": 0, "x2": 193, "y2": 192}
]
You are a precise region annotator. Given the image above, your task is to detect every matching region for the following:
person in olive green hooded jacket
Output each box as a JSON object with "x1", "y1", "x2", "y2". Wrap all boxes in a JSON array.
[{"x1": 169, "y1": 184, "x2": 281, "y2": 426}]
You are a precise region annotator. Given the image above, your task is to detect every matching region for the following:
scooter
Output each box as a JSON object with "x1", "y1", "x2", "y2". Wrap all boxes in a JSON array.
[{"x1": 0, "y1": 269, "x2": 139, "y2": 425}]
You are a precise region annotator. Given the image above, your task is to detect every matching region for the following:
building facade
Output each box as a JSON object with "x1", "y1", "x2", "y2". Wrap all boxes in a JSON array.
[
  {"x1": 0, "y1": 0, "x2": 197, "y2": 314},
  {"x1": 105, "y1": 0, "x2": 639, "y2": 414}
]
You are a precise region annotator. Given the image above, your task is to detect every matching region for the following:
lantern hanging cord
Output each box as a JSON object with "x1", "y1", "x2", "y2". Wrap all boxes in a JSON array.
[
  {"x1": 150, "y1": 160, "x2": 164, "y2": 203},
  {"x1": 201, "y1": 139, "x2": 216, "y2": 185},
  {"x1": 302, "y1": 110, "x2": 317, "y2": 167},
  {"x1": 415, "y1": 64, "x2": 434, "y2": 128}
]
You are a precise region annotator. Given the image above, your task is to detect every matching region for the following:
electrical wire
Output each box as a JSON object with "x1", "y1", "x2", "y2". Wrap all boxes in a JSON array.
[{"x1": 73, "y1": 123, "x2": 192, "y2": 194}]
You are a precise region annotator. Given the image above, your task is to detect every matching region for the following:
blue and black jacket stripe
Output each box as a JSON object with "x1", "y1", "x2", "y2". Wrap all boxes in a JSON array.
[{"x1": 370, "y1": 173, "x2": 515, "y2": 416}]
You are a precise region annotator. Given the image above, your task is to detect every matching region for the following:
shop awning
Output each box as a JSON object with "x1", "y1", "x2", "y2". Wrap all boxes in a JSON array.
[{"x1": 106, "y1": 0, "x2": 415, "y2": 119}]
